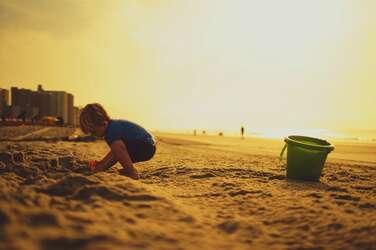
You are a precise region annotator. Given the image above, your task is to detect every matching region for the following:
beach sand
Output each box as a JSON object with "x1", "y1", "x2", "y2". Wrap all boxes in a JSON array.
[{"x1": 0, "y1": 127, "x2": 375, "y2": 250}]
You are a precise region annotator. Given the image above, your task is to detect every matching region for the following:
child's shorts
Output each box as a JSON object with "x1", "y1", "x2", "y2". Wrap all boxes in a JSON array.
[{"x1": 125, "y1": 139, "x2": 156, "y2": 163}]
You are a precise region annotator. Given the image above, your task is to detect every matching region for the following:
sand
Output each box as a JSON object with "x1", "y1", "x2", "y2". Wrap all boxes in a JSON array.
[
  {"x1": 0, "y1": 127, "x2": 375, "y2": 250},
  {"x1": 0, "y1": 125, "x2": 76, "y2": 141}
]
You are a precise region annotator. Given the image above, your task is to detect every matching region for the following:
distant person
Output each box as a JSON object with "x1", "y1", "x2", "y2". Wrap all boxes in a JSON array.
[
  {"x1": 193, "y1": 129, "x2": 197, "y2": 136},
  {"x1": 80, "y1": 103, "x2": 156, "y2": 180},
  {"x1": 241, "y1": 126, "x2": 245, "y2": 139}
]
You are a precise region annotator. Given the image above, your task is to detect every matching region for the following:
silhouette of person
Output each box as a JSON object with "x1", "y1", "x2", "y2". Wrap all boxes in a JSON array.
[{"x1": 241, "y1": 126, "x2": 245, "y2": 139}]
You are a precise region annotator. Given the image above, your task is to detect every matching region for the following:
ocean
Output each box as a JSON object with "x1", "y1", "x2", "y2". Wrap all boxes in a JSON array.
[{"x1": 162, "y1": 128, "x2": 376, "y2": 143}]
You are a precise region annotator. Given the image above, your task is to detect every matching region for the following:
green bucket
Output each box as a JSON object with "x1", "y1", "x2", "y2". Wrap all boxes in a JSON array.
[{"x1": 280, "y1": 135, "x2": 334, "y2": 181}]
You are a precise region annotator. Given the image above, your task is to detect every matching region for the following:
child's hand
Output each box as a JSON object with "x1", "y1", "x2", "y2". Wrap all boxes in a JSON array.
[{"x1": 88, "y1": 160, "x2": 98, "y2": 172}]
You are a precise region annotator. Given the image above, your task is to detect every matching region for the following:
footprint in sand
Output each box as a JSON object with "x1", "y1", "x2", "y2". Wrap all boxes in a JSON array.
[
  {"x1": 327, "y1": 186, "x2": 348, "y2": 193},
  {"x1": 351, "y1": 185, "x2": 374, "y2": 191},
  {"x1": 58, "y1": 156, "x2": 75, "y2": 168},
  {"x1": 306, "y1": 192, "x2": 323, "y2": 199},
  {"x1": 12, "y1": 152, "x2": 25, "y2": 163},
  {"x1": 48, "y1": 158, "x2": 59, "y2": 168},
  {"x1": 175, "y1": 167, "x2": 193, "y2": 175},
  {"x1": 217, "y1": 220, "x2": 240, "y2": 234},
  {"x1": 330, "y1": 193, "x2": 360, "y2": 202},
  {"x1": 190, "y1": 172, "x2": 217, "y2": 179},
  {"x1": 212, "y1": 182, "x2": 237, "y2": 191},
  {"x1": 358, "y1": 202, "x2": 375, "y2": 209},
  {"x1": 0, "y1": 152, "x2": 13, "y2": 165}
]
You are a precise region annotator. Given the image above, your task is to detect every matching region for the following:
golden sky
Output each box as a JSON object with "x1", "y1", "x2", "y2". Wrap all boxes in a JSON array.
[{"x1": 0, "y1": 0, "x2": 375, "y2": 132}]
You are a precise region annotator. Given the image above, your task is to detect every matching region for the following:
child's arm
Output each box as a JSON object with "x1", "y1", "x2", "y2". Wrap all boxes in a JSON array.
[{"x1": 94, "y1": 151, "x2": 118, "y2": 172}]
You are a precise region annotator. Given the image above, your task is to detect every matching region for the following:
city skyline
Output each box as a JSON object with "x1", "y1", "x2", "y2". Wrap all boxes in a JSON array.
[{"x1": 0, "y1": 85, "x2": 79, "y2": 126}]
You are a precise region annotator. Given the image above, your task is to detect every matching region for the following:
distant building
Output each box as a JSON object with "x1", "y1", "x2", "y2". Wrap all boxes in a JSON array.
[
  {"x1": 38, "y1": 91, "x2": 50, "y2": 117},
  {"x1": 9, "y1": 85, "x2": 75, "y2": 125},
  {"x1": 8, "y1": 106, "x2": 21, "y2": 118},
  {"x1": 0, "y1": 88, "x2": 10, "y2": 116},
  {"x1": 48, "y1": 91, "x2": 58, "y2": 117},
  {"x1": 73, "y1": 106, "x2": 81, "y2": 127},
  {"x1": 11, "y1": 87, "x2": 32, "y2": 109},
  {"x1": 48, "y1": 91, "x2": 68, "y2": 123},
  {"x1": 11, "y1": 87, "x2": 36, "y2": 118},
  {"x1": 67, "y1": 94, "x2": 74, "y2": 125}
]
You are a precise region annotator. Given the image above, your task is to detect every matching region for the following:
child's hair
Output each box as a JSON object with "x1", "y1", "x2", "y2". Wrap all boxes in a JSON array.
[{"x1": 80, "y1": 103, "x2": 110, "y2": 134}]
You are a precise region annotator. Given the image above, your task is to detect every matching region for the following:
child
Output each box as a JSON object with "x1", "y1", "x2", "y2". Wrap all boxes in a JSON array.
[{"x1": 79, "y1": 103, "x2": 156, "y2": 179}]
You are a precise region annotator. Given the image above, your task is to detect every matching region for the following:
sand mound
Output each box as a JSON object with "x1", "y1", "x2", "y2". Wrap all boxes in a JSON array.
[{"x1": 0, "y1": 142, "x2": 220, "y2": 250}]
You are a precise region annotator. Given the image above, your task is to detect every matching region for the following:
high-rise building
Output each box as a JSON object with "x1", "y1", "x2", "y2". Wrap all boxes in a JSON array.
[
  {"x1": 73, "y1": 106, "x2": 81, "y2": 127},
  {"x1": 67, "y1": 94, "x2": 74, "y2": 125},
  {"x1": 57, "y1": 91, "x2": 68, "y2": 123},
  {"x1": 38, "y1": 91, "x2": 50, "y2": 117},
  {"x1": 48, "y1": 91, "x2": 58, "y2": 117},
  {"x1": 11, "y1": 87, "x2": 33, "y2": 109},
  {"x1": 0, "y1": 88, "x2": 10, "y2": 115},
  {"x1": 11, "y1": 87, "x2": 34, "y2": 118},
  {"x1": 8, "y1": 106, "x2": 21, "y2": 118}
]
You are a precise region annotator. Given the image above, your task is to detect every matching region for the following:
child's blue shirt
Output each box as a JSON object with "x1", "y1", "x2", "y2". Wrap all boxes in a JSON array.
[{"x1": 104, "y1": 119, "x2": 155, "y2": 146}]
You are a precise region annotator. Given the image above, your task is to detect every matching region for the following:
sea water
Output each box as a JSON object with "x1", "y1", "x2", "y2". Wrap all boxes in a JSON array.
[{"x1": 158, "y1": 128, "x2": 376, "y2": 143}]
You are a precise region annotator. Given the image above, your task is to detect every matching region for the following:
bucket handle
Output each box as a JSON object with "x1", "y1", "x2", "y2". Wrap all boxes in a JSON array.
[{"x1": 279, "y1": 143, "x2": 287, "y2": 162}]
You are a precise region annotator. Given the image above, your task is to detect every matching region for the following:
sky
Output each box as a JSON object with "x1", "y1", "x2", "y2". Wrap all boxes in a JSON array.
[{"x1": 0, "y1": 0, "x2": 375, "y2": 133}]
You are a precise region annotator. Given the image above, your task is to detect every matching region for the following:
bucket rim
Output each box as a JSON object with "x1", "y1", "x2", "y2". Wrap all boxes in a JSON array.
[{"x1": 284, "y1": 135, "x2": 334, "y2": 152}]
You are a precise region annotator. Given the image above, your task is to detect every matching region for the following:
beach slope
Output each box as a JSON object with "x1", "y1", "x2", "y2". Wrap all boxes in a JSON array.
[{"x1": 0, "y1": 129, "x2": 375, "y2": 250}]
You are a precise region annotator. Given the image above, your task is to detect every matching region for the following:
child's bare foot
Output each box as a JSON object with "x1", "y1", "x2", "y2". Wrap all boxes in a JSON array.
[
  {"x1": 119, "y1": 167, "x2": 140, "y2": 180},
  {"x1": 88, "y1": 161, "x2": 107, "y2": 173}
]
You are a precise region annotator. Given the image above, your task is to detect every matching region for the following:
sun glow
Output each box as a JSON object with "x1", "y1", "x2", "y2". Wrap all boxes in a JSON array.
[{"x1": 1, "y1": 0, "x2": 375, "y2": 132}]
